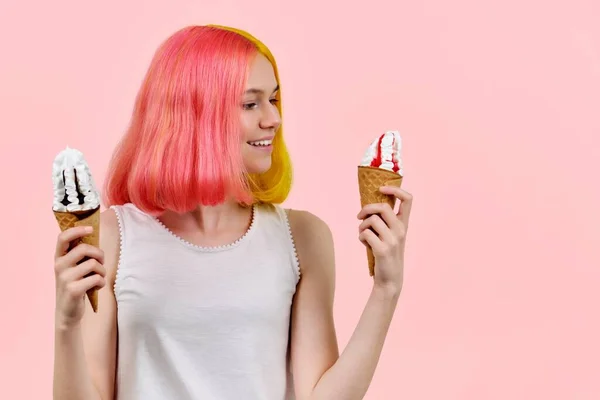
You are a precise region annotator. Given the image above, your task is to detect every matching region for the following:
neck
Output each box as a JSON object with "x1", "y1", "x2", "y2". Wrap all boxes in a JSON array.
[
  {"x1": 161, "y1": 197, "x2": 252, "y2": 236},
  {"x1": 191, "y1": 198, "x2": 248, "y2": 232}
]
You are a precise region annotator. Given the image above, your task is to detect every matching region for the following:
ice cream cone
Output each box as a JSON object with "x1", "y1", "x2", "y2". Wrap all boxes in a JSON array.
[
  {"x1": 53, "y1": 207, "x2": 100, "y2": 312},
  {"x1": 358, "y1": 166, "x2": 403, "y2": 276}
]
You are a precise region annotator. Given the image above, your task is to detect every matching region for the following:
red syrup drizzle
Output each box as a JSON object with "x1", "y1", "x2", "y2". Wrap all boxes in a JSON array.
[{"x1": 369, "y1": 134, "x2": 400, "y2": 172}]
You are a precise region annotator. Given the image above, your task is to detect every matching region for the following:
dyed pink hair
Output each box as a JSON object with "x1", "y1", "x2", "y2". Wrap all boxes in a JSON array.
[{"x1": 103, "y1": 25, "x2": 268, "y2": 215}]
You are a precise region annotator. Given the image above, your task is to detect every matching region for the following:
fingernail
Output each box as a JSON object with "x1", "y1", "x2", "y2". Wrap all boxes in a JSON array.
[{"x1": 84, "y1": 226, "x2": 93, "y2": 233}]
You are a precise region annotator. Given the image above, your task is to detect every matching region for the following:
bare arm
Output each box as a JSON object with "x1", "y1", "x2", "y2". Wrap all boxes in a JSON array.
[
  {"x1": 310, "y1": 286, "x2": 399, "y2": 400},
  {"x1": 287, "y1": 210, "x2": 339, "y2": 400},
  {"x1": 288, "y1": 209, "x2": 402, "y2": 400},
  {"x1": 53, "y1": 208, "x2": 120, "y2": 400}
]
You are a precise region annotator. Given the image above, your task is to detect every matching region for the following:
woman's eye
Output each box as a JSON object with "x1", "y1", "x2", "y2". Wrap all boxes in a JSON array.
[{"x1": 243, "y1": 99, "x2": 278, "y2": 110}]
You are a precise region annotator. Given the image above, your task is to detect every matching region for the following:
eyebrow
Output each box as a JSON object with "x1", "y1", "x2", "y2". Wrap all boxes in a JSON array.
[{"x1": 244, "y1": 84, "x2": 279, "y2": 95}]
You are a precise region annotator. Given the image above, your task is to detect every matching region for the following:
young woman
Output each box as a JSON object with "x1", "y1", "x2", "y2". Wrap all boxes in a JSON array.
[{"x1": 52, "y1": 24, "x2": 413, "y2": 400}]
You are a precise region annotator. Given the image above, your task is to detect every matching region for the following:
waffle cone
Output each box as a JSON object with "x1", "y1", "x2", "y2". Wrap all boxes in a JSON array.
[
  {"x1": 358, "y1": 166, "x2": 403, "y2": 276},
  {"x1": 53, "y1": 207, "x2": 100, "y2": 312}
]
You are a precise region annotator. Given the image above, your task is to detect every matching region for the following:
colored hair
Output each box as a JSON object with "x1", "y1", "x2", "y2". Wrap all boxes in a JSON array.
[{"x1": 103, "y1": 25, "x2": 293, "y2": 215}]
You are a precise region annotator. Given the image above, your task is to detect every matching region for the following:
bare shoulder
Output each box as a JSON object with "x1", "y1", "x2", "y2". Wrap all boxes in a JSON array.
[
  {"x1": 286, "y1": 209, "x2": 332, "y2": 237},
  {"x1": 100, "y1": 207, "x2": 119, "y2": 232},
  {"x1": 285, "y1": 209, "x2": 335, "y2": 276},
  {"x1": 99, "y1": 208, "x2": 121, "y2": 283}
]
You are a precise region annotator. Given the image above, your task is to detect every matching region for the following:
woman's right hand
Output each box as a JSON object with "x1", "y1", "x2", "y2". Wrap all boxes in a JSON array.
[{"x1": 54, "y1": 226, "x2": 106, "y2": 330}]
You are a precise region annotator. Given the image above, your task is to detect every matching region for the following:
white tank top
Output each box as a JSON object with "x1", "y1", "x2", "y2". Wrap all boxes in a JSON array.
[{"x1": 110, "y1": 202, "x2": 300, "y2": 400}]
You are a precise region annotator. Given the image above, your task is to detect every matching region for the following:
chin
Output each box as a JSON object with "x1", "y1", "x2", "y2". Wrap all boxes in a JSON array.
[
  {"x1": 242, "y1": 144, "x2": 273, "y2": 174},
  {"x1": 245, "y1": 161, "x2": 272, "y2": 175}
]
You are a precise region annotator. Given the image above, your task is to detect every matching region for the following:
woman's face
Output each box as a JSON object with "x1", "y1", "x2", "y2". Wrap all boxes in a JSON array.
[{"x1": 240, "y1": 53, "x2": 281, "y2": 174}]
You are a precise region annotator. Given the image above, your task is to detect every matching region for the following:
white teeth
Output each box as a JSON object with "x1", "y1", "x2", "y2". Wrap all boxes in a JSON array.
[{"x1": 248, "y1": 140, "x2": 273, "y2": 147}]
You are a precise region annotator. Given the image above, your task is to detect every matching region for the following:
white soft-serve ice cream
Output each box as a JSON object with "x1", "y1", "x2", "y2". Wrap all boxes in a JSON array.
[
  {"x1": 359, "y1": 130, "x2": 404, "y2": 176},
  {"x1": 52, "y1": 146, "x2": 100, "y2": 212}
]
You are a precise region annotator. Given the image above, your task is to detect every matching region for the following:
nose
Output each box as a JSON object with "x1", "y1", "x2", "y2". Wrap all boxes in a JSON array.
[{"x1": 259, "y1": 102, "x2": 281, "y2": 131}]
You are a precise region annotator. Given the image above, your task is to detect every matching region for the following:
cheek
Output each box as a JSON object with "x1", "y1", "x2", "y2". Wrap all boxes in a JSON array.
[{"x1": 239, "y1": 113, "x2": 254, "y2": 142}]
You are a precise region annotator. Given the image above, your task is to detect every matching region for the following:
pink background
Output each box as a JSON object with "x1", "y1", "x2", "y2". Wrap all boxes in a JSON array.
[{"x1": 1, "y1": 0, "x2": 599, "y2": 398}]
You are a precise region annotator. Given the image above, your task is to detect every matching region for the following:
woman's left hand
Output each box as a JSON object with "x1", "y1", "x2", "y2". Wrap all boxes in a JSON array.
[{"x1": 357, "y1": 186, "x2": 413, "y2": 293}]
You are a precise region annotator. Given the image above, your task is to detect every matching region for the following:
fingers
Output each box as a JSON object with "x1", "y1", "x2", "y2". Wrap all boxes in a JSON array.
[
  {"x1": 358, "y1": 214, "x2": 396, "y2": 244},
  {"x1": 57, "y1": 258, "x2": 106, "y2": 299},
  {"x1": 64, "y1": 274, "x2": 106, "y2": 301},
  {"x1": 55, "y1": 226, "x2": 94, "y2": 259},
  {"x1": 60, "y1": 258, "x2": 106, "y2": 283},
  {"x1": 379, "y1": 185, "x2": 412, "y2": 203},
  {"x1": 357, "y1": 203, "x2": 400, "y2": 231},
  {"x1": 55, "y1": 243, "x2": 104, "y2": 274},
  {"x1": 379, "y1": 186, "x2": 413, "y2": 226},
  {"x1": 359, "y1": 228, "x2": 385, "y2": 253}
]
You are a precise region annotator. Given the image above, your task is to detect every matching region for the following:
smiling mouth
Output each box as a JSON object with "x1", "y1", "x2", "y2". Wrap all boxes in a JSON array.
[{"x1": 247, "y1": 139, "x2": 273, "y2": 147}]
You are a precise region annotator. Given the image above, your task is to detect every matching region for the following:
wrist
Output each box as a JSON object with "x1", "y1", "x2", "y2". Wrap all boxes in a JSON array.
[
  {"x1": 372, "y1": 282, "x2": 402, "y2": 302},
  {"x1": 54, "y1": 315, "x2": 81, "y2": 334}
]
